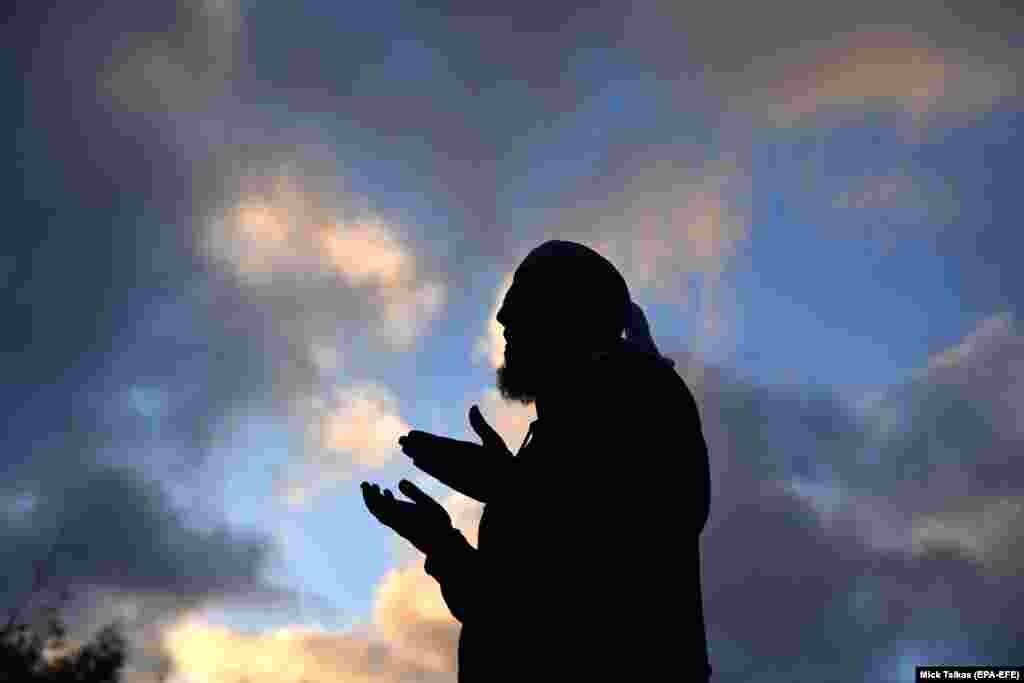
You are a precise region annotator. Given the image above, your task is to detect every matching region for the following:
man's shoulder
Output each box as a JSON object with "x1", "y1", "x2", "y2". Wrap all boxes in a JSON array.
[
  {"x1": 594, "y1": 345, "x2": 691, "y2": 400},
  {"x1": 581, "y1": 347, "x2": 704, "y2": 445}
]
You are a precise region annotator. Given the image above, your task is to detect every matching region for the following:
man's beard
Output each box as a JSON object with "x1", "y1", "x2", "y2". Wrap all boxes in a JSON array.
[{"x1": 495, "y1": 348, "x2": 542, "y2": 405}]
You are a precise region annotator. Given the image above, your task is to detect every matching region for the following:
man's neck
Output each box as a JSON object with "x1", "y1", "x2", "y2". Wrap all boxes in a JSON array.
[{"x1": 534, "y1": 340, "x2": 621, "y2": 421}]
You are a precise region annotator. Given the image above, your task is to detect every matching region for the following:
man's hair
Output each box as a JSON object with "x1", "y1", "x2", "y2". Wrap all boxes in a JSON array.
[{"x1": 520, "y1": 240, "x2": 632, "y2": 343}]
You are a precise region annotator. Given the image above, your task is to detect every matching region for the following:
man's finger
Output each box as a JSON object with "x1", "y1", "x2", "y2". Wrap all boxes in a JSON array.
[
  {"x1": 361, "y1": 487, "x2": 385, "y2": 519},
  {"x1": 362, "y1": 486, "x2": 382, "y2": 507},
  {"x1": 398, "y1": 479, "x2": 437, "y2": 507},
  {"x1": 399, "y1": 430, "x2": 439, "y2": 453},
  {"x1": 469, "y1": 405, "x2": 508, "y2": 452},
  {"x1": 362, "y1": 483, "x2": 390, "y2": 506},
  {"x1": 403, "y1": 430, "x2": 435, "y2": 444}
]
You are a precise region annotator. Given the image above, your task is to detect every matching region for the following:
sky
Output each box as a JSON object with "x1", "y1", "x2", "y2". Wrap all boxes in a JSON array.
[{"x1": 1, "y1": 1, "x2": 1021, "y2": 681}]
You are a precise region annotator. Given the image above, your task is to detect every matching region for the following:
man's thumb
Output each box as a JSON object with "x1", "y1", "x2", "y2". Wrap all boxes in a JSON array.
[{"x1": 469, "y1": 405, "x2": 508, "y2": 452}]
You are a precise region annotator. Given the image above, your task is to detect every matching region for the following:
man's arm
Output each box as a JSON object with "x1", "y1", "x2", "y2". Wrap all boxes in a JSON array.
[
  {"x1": 422, "y1": 527, "x2": 486, "y2": 624},
  {"x1": 412, "y1": 450, "x2": 516, "y2": 505}
]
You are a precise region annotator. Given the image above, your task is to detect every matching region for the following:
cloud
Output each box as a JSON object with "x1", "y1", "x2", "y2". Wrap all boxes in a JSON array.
[
  {"x1": 771, "y1": 161, "x2": 962, "y2": 256},
  {"x1": 757, "y1": 31, "x2": 1014, "y2": 128},
  {"x1": 440, "y1": 493, "x2": 485, "y2": 547},
  {"x1": 737, "y1": 312, "x2": 1024, "y2": 576},
  {"x1": 472, "y1": 271, "x2": 513, "y2": 371},
  {"x1": 205, "y1": 166, "x2": 447, "y2": 360},
  {"x1": 161, "y1": 615, "x2": 434, "y2": 683},
  {"x1": 202, "y1": 170, "x2": 448, "y2": 351},
  {"x1": 585, "y1": 161, "x2": 747, "y2": 359},
  {"x1": 471, "y1": 389, "x2": 537, "y2": 455},
  {"x1": 196, "y1": 166, "x2": 447, "y2": 501},
  {"x1": 159, "y1": 452, "x2": 506, "y2": 683},
  {"x1": 920, "y1": 312, "x2": 1016, "y2": 379},
  {"x1": 866, "y1": 313, "x2": 1024, "y2": 501},
  {"x1": 821, "y1": 169, "x2": 960, "y2": 252},
  {"x1": 832, "y1": 172, "x2": 926, "y2": 211},
  {"x1": 97, "y1": 0, "x2": 240, "y2": 115},
  {"x1": 371, "y1": 565, "x2": 460, "y2": 674},
  {"x1": 654, "y1": 319, "x2": 1024, "y2": 676},
  {"x1": 862, "y1": 313, "x2": 1024, "y2": 572},
  {"x1": 910, "y1": 497, "x2": 1022, "y2": 563},
  {"x1": 277, "y1": 383, "x2": 413, "y2": 507},
  {"x1": 589, "y1": 161, "x2": 747, "y2": 290},
  {"x1": 158, "y1": 552, "x2": 468, "y2": 682},
  {"x1": 620, "y1": 2, "x2": 1021, "y2": 128},
  {"x1": 0, "y1": 421, "x2": 319, "y2": 683},
  {"x1": 0, "y1": 451, "x2": 272, "y2": 612}
]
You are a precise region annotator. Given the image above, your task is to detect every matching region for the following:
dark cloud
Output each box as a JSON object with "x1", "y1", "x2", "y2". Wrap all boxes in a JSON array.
[
  {"x1": 0, "y1": 411, "x2": 333, "y2": 680},
  {"x1": 0, "y1": 422, "x2": 275, "y2": 605},
  {"x1": 663, "y1": 337, "x2": 1024, "y2": 679},
  {"x1": 926, "y1": 109, "x2": 1024, "y2": 321},
  {"x1": 1, "y1": 1, "x2": 251, "y2": 451}
]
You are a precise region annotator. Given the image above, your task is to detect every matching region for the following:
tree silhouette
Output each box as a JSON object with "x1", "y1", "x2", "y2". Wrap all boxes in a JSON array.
[{"x1": 1, "y1": 521, "x2": 128, "y2": 682}]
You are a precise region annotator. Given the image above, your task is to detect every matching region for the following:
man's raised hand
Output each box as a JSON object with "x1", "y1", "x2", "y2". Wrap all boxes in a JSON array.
[
  {"x1": 360, "y1": 480, "x2": 453, "y2": 556},
  {"x1": 398, "y1": 405, "x2": 515, "y2": 504}
]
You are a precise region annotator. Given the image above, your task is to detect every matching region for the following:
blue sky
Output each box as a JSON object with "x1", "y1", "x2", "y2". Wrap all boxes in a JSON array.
[{"x1": 2, "y1": 2, "x2": 1022, "y2": 681}]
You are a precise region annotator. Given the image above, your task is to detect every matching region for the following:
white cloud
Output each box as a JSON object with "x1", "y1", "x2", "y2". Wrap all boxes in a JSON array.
[
  {"x1": 278, "y1": 382, "x2": 412, "y2": 507},
  {"x1": 472, "y1": 271, "x2": 513, "y2": 370},
  {"x1": 921, "y1": 312, "x2": 1014, "y2": 376}
]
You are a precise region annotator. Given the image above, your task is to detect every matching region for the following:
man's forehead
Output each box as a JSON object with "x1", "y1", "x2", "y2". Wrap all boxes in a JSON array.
[
  {"x1": 513, "y1": 258, "x2": 564, "y2": 287},
  {"x1": 506, "y1": 269, "x2": 549, "y2": 302},
  {"x1": 500, "y1": 272, "x2": 550, "y2": 317}
]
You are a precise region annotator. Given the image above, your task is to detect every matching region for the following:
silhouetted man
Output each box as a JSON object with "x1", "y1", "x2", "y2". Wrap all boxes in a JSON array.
[{"x1": 363, "y1": 240, "x2": 711, "y2": 680}]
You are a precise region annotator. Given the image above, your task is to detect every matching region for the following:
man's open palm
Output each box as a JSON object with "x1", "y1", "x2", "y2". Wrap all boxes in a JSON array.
[
  {"x1": 398, "y1": 405, "x2": 516, "y2": 503},
  {"x1": 361, "y1": 479, "x2": 453, "y2": 556}
]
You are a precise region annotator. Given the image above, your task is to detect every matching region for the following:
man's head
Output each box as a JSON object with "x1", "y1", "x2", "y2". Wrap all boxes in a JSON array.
[{"x1": 495, "y1": 240, "x2": 631, "y2": 405}]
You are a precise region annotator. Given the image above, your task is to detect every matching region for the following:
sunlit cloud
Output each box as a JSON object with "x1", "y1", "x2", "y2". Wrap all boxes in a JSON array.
[
  {"x1": 277, "y1": 382, "x2": 411, "y2": 507},
  {"x1": 320, "y1": 221, "x2": 411, "y2": 289},
  {"x1": 319, "y1": 386, "x2": 409, "y2": 466},
  {"x1": 472, "y1": 271, "x2": 513, "y2": 370},
  {"x1": 473, "y1": 388, "x2": 536, "y2": 452},
  {"x1": 911, "y1": 497, "x2": 1024, "y2": 569},
  {"x1": 377, "y1": 279, "x2": 447, "y2": 350},
  {"x1": 917, "y1": 312, "x2": 1023, "y2": 441},
  {"x1": 440, "y1": 492, "x2": 484, "y2": 547},
  {"x1": 761, "y1": 32, "x2": 1013, "y2": 127},
  {"x1": 198, "y1": 168, "x2": 447, "y2": 501},
  {"x1": 164, "y1": 473, "x2": 525, "y2": 682},
  {"x1": 203, "y1": 171, "x2": 448, "y2": 352},
  {"x1": 160, "y1": 554, "x2": 466, "y2": 682},
  {"x1": 920, "y1": 312, "x2": 1014, "y2": 376},
  {"x1": 372, "y1": 565, "x2": 459, "y2": 674},
  {"x1": 162, "y1": 613, "x2": 434, "y2": 683},
  {"x1": 579, "y1": 158, "x2": 748, "y2": 292},
  {"x1": 585, "y1": 161, "x2": 748, "y2": 372}
]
